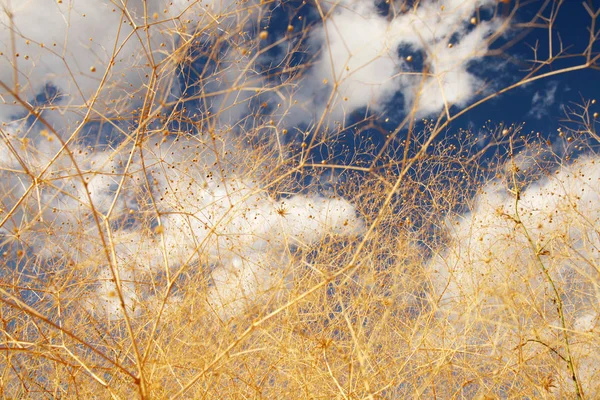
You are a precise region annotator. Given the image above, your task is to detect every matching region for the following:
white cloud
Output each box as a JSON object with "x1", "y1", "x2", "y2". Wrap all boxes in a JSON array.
[
  {"x1": 431, "y1": 156, "x2": 600, "y2": 311},
  {"x1": 0, "y1": 128, "x2": 365, "y2": 320},
  {"x1": 90, "y1": 267, "x2": 140, "y2": 321},
  {"x1": 528, "y1": 80, "x2": 559, "y2": 120},
  {"x1": 429, "y1": 155, "x2": 600, "y2": 396},
  {"x1": 127, "y1": 141, "x2": 365, "y2": 319},
  {"x1": 285, "y1": 0, "x2": 499, "y2": 126},
  {"x1": 0, "y1": 0, "x2": 245, "y2": 126}
]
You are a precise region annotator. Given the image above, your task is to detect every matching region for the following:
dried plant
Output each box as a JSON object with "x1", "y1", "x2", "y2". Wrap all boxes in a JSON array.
[{"x1": 0, "y1": 0, "x2": 598, "y2": 398}]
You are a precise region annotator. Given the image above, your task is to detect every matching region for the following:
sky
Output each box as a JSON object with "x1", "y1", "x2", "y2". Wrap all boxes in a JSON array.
[
  {"x1": 450, "y1": 0, "x2": 600, "y2": 140},
  {"x1": 0, "y1": 0, "x2": 598, "y2": 325}
]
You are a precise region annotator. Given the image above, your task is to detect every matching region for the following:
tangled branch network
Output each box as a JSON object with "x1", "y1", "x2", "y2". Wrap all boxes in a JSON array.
[{"x1": 0, "y1": 0, "x2": 599, "y2": 397}]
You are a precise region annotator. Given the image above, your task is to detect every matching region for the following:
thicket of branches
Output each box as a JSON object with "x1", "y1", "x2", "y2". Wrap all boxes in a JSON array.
[{"x1": 0, "y1": 0, "x2": 599, "y2": 398}]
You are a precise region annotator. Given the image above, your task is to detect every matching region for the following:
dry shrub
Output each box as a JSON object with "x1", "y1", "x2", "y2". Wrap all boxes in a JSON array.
[{"x1": 0, "y1": 0, "x2": 599, "y2": 399}]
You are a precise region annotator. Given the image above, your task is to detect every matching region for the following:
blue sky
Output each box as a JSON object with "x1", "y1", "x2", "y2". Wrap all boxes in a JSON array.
[
  {"x1": 1, "y1": 0, "x2": 596, "y2": 155},
  {"x1": 1, "y1": 0, "x2": 599, "y2": 321},
  {"x1": 450, "y1": 0, "x2": 600, "y2": 140}
]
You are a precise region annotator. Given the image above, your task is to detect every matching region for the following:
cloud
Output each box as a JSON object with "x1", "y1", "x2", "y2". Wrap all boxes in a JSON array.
[
  {"x1": 284, "y1": 0, "x2": 500, "y2": 126},
  {"x1": 429, "y1": 155, "x2": 600, "y2": 396},
  {"x1": 0, "y1": 0, "x2": 247, "y2": 127},
  {"x1": 0, "y1": 127, "x2": 365, "y2": 321},
  {"x1": 0, "y1": 1, "x2": 163, "y2": 123},
  {"x1": 126, "y1": 140, "x2": 365, "y2": 319},
  {"x1": 528, "y1": 80, "x2": 559, "y2": 120},
  {"x1": 430, "y1": 155, "x2": 600, "y2": 316}
]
